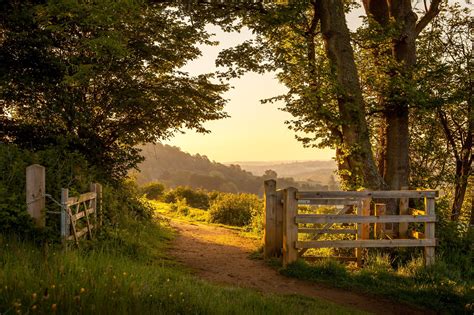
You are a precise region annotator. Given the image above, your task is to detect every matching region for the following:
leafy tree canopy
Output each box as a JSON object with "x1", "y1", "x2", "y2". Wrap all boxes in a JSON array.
[{"x1": 1, "y1": 0, "x2": 228, "y2": 179}]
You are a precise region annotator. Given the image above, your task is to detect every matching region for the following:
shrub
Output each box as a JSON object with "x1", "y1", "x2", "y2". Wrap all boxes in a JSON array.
[
  {"x1": 169, "y1": 198, "x2": 190, "y2": 216},
  {"x1": 163, "y1": 186, "x2": 209, "y2": 209},
  {"x1": 140, "y1": 181, "x2": 165, "y2": 200},
  {"x1": 208, "y1": 193, "x2": 262, "y2": 227},
  {"x1": 0, "y1": 143, "x2": 153, "y2": 239}
]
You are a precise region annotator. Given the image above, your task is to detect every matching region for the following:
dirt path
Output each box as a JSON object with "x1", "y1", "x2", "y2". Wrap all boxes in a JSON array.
[{"x1": 168, "y1": 219, "x2": 430, "y2": 315}]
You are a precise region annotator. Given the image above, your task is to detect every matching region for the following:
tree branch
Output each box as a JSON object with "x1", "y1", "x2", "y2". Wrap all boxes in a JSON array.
[{"x1": 414, "y1": 0, "x2": 442, "y2": 37}]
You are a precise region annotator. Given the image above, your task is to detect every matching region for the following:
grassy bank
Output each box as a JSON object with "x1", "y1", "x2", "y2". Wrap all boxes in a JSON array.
[
  {"x1": 0, "y1": 218, "x2": 363, "y2": 315},
  {"x1": 281, "y1": 257, "x2": 473, "y2": 314}
]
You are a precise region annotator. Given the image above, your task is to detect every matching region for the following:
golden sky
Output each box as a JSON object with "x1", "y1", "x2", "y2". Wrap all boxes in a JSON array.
[{"x1": 164, "y1": 24, "x2": 335, "y2": 163}]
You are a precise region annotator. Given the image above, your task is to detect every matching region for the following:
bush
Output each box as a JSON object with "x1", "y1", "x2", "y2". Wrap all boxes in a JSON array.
[
  {"x1": 140, "y1": 181, "x2": 165, "y2": 200},
  {"x1": 208, "y1": 193, "x2": 262, "y2": 227},
  {"x1": 169, "y1": 198, "x2": 190, "y2": 216},
  {"x1": 0, "y1": 143, "x2": 153, "y2": 239},
  {"x1": 163, "y1": 186, "x2": 209, "y2": 209}
]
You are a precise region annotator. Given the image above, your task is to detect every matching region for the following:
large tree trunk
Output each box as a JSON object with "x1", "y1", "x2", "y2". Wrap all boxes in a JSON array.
[
  {"x1": 315, "y1": 0, "x2": 385, "y2": 190},
  {"x1": 363, "y1": 0, "x2": 418, "y2": 191}
]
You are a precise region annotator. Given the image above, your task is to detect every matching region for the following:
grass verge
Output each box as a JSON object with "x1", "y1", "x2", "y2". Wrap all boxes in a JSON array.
[
  {"x1": 281, "y1": 257, "x2": 473, "y2": 314},
  {"x1": 0, "y1": 218, "x2": 364, "y2": 314}
]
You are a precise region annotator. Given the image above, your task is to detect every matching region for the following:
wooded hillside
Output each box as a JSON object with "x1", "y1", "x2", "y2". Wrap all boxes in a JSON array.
[{"x1": 136, "y1": 143, "x2": 333, "y2": 194}]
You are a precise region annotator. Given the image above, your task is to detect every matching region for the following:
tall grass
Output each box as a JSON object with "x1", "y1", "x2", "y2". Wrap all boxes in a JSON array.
[{"x1": 0, "y1": 218, "x2": 363, "y2": 315}]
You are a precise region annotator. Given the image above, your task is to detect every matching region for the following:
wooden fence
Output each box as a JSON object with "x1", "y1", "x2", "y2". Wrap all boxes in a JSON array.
[
  {"x1": 61, "y1": 184, "x2": 102, "y2": 246},
  {"x1": 26, "y1": 164, "x2": 102, "y2": 246},
  {"x1": 263, "y1": 180, "x2": 437, "y2": 267}
]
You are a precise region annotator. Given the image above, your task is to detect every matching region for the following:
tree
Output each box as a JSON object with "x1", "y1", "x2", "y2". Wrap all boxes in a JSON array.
[
  {"x1": 414, "y1": 4, "x2": 472, "y2": 221},
  {"x1": 199, "y1": 1, "x2": 445, "y2": 194},
  {"x1": 0, "y1": 0, "x2": 228, "y2": 179}
]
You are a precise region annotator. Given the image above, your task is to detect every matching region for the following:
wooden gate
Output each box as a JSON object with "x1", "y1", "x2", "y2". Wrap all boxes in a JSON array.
[
  {"x1": 263, "y1": 180, "x2": 437, "y2": 267},
  {"x1": 61, "y1": 184, "x2": 102, "y2": 246}
]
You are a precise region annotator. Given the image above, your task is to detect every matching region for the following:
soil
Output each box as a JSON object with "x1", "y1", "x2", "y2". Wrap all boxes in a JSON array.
[{"x1": 168, "y1": 219, "x2": 432, "y2": 315}]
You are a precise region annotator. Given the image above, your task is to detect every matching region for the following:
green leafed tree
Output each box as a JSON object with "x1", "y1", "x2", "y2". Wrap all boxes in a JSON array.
[
  {"x1": 413, "y1": 4, "x2": 472, "y2": 222},
  {"x1": 0, "y1": 0, "x2": 228, "y2": 180}
]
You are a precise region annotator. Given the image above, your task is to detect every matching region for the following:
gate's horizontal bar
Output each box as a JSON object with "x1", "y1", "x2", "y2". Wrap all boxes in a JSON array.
[
  {"x1": 295, "y1": 214, "x2": 437, "y2": 224},
  {"x1": 297, "y1": 199, "x2": 359, "y2": 206},
  {"x1": 296, "y1": 239, "x2": 436, "y2": 249},
  {"x1": 296, "y1": 190, "x2": 438, "y2": 199}
]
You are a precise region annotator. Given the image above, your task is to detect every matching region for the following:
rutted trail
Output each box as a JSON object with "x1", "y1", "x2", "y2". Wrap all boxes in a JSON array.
[{"x1": 168, "y1": 219, "x2": 429, "y2": 315}]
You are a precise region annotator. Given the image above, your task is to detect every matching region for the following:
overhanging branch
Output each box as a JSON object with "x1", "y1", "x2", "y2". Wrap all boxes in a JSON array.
[{"x1": 414, "y1": 0, "x2": 442, "y2": 37}]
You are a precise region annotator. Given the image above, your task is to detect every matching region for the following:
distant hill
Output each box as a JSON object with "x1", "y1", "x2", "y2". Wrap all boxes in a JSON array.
[
  {"x1": 228, "y1": 160, "x2": 338, "y2": 188},
  {"x1": 135, "y1": 143, "x2": 334, "y2": 194}
]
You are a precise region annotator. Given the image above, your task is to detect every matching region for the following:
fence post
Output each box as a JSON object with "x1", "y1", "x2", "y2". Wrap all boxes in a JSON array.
[
  {"x1": 275, "y1": 189, "x2": 284, "y2": 256},
  {"x1": 424, "y1": 197, "x2": 436, "y2": 266},
  {"x1": 95, "y1": 183, "x2": 103, "y2": 226},
  {"x1": 264, "y1": 180, "x2": 277, "y2": 259},
  {"x1": 283, "y1": 187, "x2": 298, "y2": 267},
  {"x1": 399, "y1": 186, "x2": 409, "y2": 238},
  {"x1": 90, "y1": 183, "x2": 98, "y2": 226},
  {"x1": 61, "y1": 188, "x2": 70, "y2": 247},
  {"x1": 356, "y1": 197, "x2": 371, "y2": 267},
  {"x1": 374, "y1": 203, "x2": 386, "y2": 238},
  {"x1": 26, "y1": 164, "x2": 46, "y2": 228}
]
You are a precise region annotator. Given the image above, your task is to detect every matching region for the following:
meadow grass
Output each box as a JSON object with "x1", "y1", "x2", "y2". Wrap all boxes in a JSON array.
[
  {"x1": 281, "y1": 256, "x2": 473, "y2": 314},
  {"x1": 0, "y1": 218, "x2": 364, "y2": 315}
]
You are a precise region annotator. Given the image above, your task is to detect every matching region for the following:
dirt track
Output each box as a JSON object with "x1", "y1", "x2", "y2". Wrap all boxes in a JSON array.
[{"x1": 168, "y1": 219, "x2": 430, "y2": 315}]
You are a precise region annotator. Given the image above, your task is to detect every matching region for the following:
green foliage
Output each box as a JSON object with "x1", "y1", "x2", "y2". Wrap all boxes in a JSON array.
[
  {"x1": 169, "y1": 199, "x2": 191, "y2": 217},
  {"x1": 208, "y1": 193, "x2": 262, "y2": 227},
  {"x1": 283, "y1": 256, "x2": 473, "y2": 313},
  {"x1": 102, "y1": 179, "x2": 153, "y2": 224},
  {"x1": 163, "y1": 186, "x2": 210, "y2": 210},
  {"x1": 1, "y1": 1, "x2": 228, "y2": 180},
  {"x1": 140, "y1": 182, "x2": 165, "y2": 200}
]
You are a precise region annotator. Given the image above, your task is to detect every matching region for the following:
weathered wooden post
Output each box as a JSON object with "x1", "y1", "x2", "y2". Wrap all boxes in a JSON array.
[
  {"x1": 424, "y1": 196, "x2": 436, "y2": 265},
  {"x1": 356, "y1": 197, "x2": 371, "y2": 267},
  {"x1": 264, "y1": 180, "x2": 277, "y2": 259},
  {"x1": 61, "y1": 188, "x2": 70, "y2": 246},
  {"x1": 26, "y1": 164, "x2": 46, "y2": 228},
  {"x1": 275, "y1": 189, "x2": 284, "y2": 256},
  {"x1": 399, "y1": 186, "x2": 409, "y2": 238},
  {"x1": 374, "y1": 203, "x2": 386, "y2": 238},
  {"x1": 282, "y1": 187, "x2": 298, "y2": 267},
  {"x1": 90, "y1": 183, "x2": 98, "y2": 225},
  {"x1": 96, "y1": 183, "x2": 103, "y2": 226}
]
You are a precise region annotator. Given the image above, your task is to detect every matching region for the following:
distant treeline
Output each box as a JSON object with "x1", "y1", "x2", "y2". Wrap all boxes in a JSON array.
[{"x1": 135, "y1": 143, "x2": 336, "y2": 195}]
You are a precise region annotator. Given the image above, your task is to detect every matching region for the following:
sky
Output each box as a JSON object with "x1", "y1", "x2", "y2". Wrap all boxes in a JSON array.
[
  {"x1": 164, "y1": 22, "x2": 338, "y2": 163},
  {"x1": 163, "y1": 1, "x2": 470, "y2": 163}
]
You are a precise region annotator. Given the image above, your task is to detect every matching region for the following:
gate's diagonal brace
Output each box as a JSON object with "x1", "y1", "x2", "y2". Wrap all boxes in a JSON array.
[{"x1": 298, "y1": 204, "x2": 355, "y2": 257}]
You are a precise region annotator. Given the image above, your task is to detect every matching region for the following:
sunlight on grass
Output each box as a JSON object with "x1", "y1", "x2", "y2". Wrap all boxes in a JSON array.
[{"x1": 0, "y1": 219, "x2": 365, "y2": 315}]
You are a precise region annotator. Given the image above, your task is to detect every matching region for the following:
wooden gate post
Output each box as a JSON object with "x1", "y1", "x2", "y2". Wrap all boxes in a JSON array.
[
  {"x1": 95, "y1": 183, "x2": 103, "y2": 226},
  {"x1": 90, "y1": 183, "x2": 98, "y2": 225},
  {"x1": 275, "y1": 189, "x2": 284, "y2": 256},
  {"x1": 283, "y1": 187, "x2": 298, "y2": 267},
  {"x1": 60, "y1": 188, "x2": 70, "y2": 246},
  {"x1": 26, "y1": 164, "x2": 46, "y2": 228},
  {"x1": 424, "y1": 197, "x2": 436, "y2": 265},
  {"x1": 264, "y1": 180, "x2": 277, "y2": 259},
  {"x1": 399, "y1": 186, "x2": 409, "y2": 238},
  {"x1": 356, "y1": 197, "x2": 371, "y2": 267}
]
